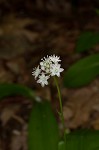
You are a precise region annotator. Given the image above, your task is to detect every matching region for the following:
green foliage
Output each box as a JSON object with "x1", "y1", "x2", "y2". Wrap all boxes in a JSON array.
[
  {"x1": 0, "y1": 83, "x2": 35, "y2": 100},
  {"x1": 95, "y1": 9, "x2": 99, "y2": 15},
  {"x1": 66, "y1": 130, "x2": 99, "y2": 150},
  {"x1": 76, "y1": 31, "x2": 99, "y2": 52},
  {"x1": 58, "y1": 129, "x2": 99, "y2": 150},
  {"x1": 58, "y1": 130, "x2": 99, "y2": 150},
  {"x1": 64, "y1": 54, "x2": 99, "y2": 88},
  {"x1": 28, "y1": 101, "x2": 59, "y2": 150},
  {"x1": 58, "y1": 141, "x2": 65, "y2": 150}
]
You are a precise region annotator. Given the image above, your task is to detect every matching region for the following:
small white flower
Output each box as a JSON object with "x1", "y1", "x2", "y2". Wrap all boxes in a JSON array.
[
  {"x1": 32, "y1": 66, "x2": 41, "y2": 79},
  {"x1": 49, "y1": 54, "x2": 61, "y2": 63},
  {"x1": 40, "y1": 57, "x2": 52, "y2": 74},
  {"x1": 37, "y1": 73, "x2": 50, "y2": 87},
  {"x1": 32, "y1": 54, "x2": 64, "y2": 87},
  {"x1": 50, "y1": 63, "x2": 64, "y2": 77}
]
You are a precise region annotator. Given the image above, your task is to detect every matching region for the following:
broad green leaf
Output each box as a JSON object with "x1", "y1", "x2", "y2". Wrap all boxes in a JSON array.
[
  {"x1": 28, "y1": 101, "x2": 59, "y2": 150},
  {"x1": 58, "y1": 141, "x2": 65, "y2": 150},
  {"x1": 0, "y1": 83, "x2": 35, "y2": 100},
  {"x1": 95, "y1": 9, "x2": 99, "y2": 15},
  {"x1": 65, "y1": 130, "x2": 99, "y2": 150},
  {"x1": 76, "y1": 32, "x2": 99, "y2": 52},
  {"x1": 64, "y1": 54, "x2": 99, "y2": 88}
]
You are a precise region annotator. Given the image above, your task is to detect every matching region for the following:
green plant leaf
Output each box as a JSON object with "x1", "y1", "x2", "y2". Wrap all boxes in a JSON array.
[
  {"x1": 58, "y1": 141, "x2": 65, "y2": 150},
  {"x1": 65, "y1": 129, "x2": 99, "y2": 150},
  {"x1": 0, "y1": 83, "x2": 35, "y2": 100},
  {"x1": 76, "y1": 32, "x2": 99, "y2": 52},
  {"x1": 95, "y1": 8, "x2": 99, "y2": 15},
  {"x1": 28, "y1": 101, "x2": 59, "y2": 150},
  {"x1": 64, "y1": 54, "x2": 99, "y2": 88}
]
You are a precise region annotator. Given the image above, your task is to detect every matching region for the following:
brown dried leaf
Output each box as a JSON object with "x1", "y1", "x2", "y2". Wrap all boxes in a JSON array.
[
  {"x1": 63, "y1": 80, "x2": 99, "y2": 129},
  {"x1": 0, "y1": 105, "x2": 20, "y2": 126},
  {"x1": 11, "y1": 125, "x2": 28, "y2": 150}
]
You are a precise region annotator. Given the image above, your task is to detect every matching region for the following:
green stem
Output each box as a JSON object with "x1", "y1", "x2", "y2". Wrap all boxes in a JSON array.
[
  {"x1": 53, "y1": 76, "x2": 65, "y2": 128},
  {"x1": 53, "y1": 76, "x2": 66, "y2": 144}
]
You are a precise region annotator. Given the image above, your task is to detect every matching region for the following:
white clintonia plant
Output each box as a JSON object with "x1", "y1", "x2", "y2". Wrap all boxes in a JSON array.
[
  {"x1": 32, "y1": 55, "x2": 64, "y2": 87},
  {"x1": 32, "y1": 54, "x2": 66, "y2": 147}
]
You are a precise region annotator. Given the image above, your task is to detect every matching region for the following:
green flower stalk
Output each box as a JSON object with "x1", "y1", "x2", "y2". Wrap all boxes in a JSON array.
[
  {"x1": 32, "y1": 54, "x2": 66, "y2": 143},
  {"x1": 53, "y1": 76, "x2": 65, "y2": 130}
]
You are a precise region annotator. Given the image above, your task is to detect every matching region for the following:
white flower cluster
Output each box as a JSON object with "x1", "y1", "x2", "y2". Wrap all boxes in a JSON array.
[{"x1": 32, "y1": 55, "x2": 64, "y2": 87}]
